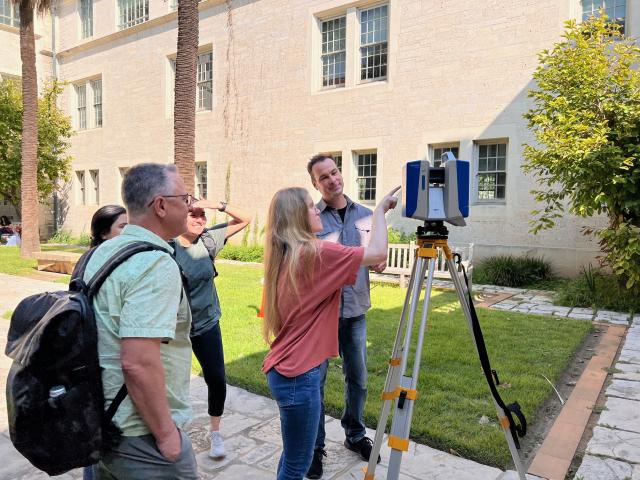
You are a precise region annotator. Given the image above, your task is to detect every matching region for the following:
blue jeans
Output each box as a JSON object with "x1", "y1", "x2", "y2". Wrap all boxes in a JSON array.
[
  {"x1": 314, "y1": 314, "x2": 368, "y2": 450},
  {"x1": 267, "y1": 365, "x2": 322, "y2": 480}
]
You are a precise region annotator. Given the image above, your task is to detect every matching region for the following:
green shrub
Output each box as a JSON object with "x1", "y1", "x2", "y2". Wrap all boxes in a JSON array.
[
  {"x1": 47, "y1": 229, "x2": 75, "y2": 244},
  {"x1": 47, "y1": 229, "x2": 91, "y2": 246},
  {"x1": 474, "y1": 255, "x2": 554, "y2": 288},
  {"x1": 555, "y1": 266, "x2": 640, "y2": 314},
  {"x1": 388, "y1": 228, "x2": 416, "y2": 244},
  {"x1": 218, "y1": 245, "x2": 263, "y2": 263}
]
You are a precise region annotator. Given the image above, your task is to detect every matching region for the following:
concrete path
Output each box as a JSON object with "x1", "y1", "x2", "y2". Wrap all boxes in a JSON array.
[{"x1": 0, "y1": 272, "x2": 633, "y2": 479}]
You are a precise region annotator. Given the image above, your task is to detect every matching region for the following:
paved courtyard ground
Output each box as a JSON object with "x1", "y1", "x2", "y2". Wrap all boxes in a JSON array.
[{"x1": 1, "y1": 273, "x2": 639, "y2": 479}]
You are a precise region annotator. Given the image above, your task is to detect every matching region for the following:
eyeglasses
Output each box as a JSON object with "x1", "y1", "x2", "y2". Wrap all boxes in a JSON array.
[{"x1": 147, "y1": 194, "x2": 197, "y2": 207}]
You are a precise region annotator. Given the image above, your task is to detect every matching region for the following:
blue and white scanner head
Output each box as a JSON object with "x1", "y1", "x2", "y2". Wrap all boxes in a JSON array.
[{"x1": 402, "y1": 152, "x2": 469, "y2": 226}]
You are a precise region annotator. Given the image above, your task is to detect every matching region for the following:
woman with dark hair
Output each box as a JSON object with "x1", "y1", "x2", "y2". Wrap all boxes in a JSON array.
[
  {"x1": 261, "y1": 186, "x2": 398, "y2": 480},
  {"x1": 90, "y1": 205, "x2": 128, "y2": 247}
]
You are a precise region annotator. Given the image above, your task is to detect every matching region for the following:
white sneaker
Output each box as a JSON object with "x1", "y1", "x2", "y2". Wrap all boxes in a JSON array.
[{"x1": 209, "y1": 431, "x2": 226, "y2": 459}]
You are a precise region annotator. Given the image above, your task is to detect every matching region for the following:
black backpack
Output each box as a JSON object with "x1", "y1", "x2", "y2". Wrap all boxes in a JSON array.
[{"x1": 4, "y1": 241, "x2": 171, "y2": 476}]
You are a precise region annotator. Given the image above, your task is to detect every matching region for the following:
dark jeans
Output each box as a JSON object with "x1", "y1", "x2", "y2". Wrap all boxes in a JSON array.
[
  {"x1": 267, "y1": 365, "x2": 322, "y2": 480},
  {"x1": 314, "y1": 314, "x2": 368, "y2": 450},
  {"x1": 191, "y1": 322, "x2": 226, "y2": 417}
]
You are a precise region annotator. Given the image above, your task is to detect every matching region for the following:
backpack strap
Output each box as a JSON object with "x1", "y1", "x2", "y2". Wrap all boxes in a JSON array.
[
  {"x1": 85, "y1": 241, "x2": 175, "y2": 424},
  {"x1": 86, "y1": 241, "x2": 172, "y2": 299},
  {"x1": 69, "y1": 247, "x2": 99, "y2": 292}
]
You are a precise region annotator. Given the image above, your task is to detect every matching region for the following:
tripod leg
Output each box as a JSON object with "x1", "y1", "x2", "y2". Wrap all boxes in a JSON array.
[
  {"x1": 386, "y1": 256, "x2": 437, "y2": 480},
  {"x1": 364, "y1": 256, "x2": 429, "y2": 480},
  {"x1": 446, "y1": 258, "x2": 527, "y2": 480}
]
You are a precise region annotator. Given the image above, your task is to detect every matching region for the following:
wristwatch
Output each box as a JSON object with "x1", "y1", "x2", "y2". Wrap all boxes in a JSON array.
[{"x1": 219, "y1": 201, "x2": 227, "y2": 212}]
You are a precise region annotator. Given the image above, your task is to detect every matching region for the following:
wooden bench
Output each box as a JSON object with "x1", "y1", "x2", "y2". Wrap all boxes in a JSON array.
[
  {"x1": 384, "y1": 242, "x2": 474, "y2": 289},
  {"x1": 34, "y1": 251, "x2": 83, "y2": 274}
]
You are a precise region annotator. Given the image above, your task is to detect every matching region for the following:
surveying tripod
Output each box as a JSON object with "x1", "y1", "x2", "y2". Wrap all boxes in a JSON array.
[{"x1": 364, "y1": 221, "x2": 527, "y2": 480}]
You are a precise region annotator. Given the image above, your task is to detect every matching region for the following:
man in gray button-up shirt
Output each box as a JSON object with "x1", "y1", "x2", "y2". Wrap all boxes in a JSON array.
[{"x1": 305, "y1": 154, "x2": 384, "y2": 478}]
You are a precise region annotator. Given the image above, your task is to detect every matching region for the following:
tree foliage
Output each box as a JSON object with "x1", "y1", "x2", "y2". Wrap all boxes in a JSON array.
[
  {"x1": 0, "y1": 79, "x2": 73, "y2": 212},
  {"x1": 523, "y1": 16, "x2": 640, "y2": 288}
]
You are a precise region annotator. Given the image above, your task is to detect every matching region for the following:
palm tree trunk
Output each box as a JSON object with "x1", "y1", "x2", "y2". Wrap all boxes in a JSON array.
[
  {"x1": 174, "y1": 0, "x2": 199, "y2": 195},
  {"x1": 19, "y1": 0, "x2": 41, "y2": 257}
]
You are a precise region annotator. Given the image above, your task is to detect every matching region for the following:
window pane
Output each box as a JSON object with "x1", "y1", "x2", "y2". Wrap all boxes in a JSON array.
[
  {"x1": 80, "y1": 0, "x2": 93, "y2": 38},
  {"x1": 76, "y1": 84, "x2": 87, "y2": 130},
  {"x1": 91, "y1": 79, "x2": 102, "y2": 127},
  {"x1": 356, "y1": 152, "x2": 377, "y2": 202},
  {"x1": 360, "y1": 5, "x2": 388, "y2": 81},
  {"x1": 477, "y1": 142, "x2": 507, "y2": 201},
  {"x1": 118, "y1": 0, "x2": 149, "y2": 30},
  {"x1": 321, "y1": 16, "x2": 346, "y2": 88},
  {"x1": 197, "y1": 52, "x2": 213, "y2": 111}
]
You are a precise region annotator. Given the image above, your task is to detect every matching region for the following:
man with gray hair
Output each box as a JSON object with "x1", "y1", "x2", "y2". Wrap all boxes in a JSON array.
[{"x1": 83, "y1": 163, "x2": 198, "y2": 479}]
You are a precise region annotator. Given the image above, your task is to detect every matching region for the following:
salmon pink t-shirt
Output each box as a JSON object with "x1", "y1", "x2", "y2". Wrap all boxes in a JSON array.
[{"x1": 262, "y1": 241, "x2": 365, "y2": 378}]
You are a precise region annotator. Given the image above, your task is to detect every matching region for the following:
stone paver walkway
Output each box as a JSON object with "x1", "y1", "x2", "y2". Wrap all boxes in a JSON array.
[{"x1": 1, "y1": 272, "x2": 637, "y2": 479}]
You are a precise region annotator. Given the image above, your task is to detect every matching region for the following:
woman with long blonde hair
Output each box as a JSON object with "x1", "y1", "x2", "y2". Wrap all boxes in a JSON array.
[{"x1": 262, "y1": 186, "x2": 399, "y2": 480}]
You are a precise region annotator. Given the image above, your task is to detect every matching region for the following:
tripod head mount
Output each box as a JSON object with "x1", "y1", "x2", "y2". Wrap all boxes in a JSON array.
[{"x1": 416, "y1": 220, "x2": 449, "y2": 240}]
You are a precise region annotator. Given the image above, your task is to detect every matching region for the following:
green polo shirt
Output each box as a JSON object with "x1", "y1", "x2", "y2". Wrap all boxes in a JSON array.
[{"x1": 84, "y1": 224, "x2": 193, "y2": 436}]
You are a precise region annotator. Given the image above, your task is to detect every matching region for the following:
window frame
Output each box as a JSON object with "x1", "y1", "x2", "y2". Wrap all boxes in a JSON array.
[
  {"x1": 354, "y1": 150, "x2": 378, "y2": 204},
  {"x1": 89, "y1": 169, "x2": 99, "y2": 205},
  {"x1": 196, "y1": 51, "x2": 213, "y2": 112},
  {"x1": 79, "y1": 0, "x2": 93, "y2": 39},
  {"x1": 76, "y1": 170, "x2": 86, "y2": 206},
  {"x1": 0, "y1": 0, "x2": 19, "y2": 28},
  {"x1": 429, "y1": 143, "x2": 460, "y2": 167},
  {"x1": 74, "y1": 78, "x2": 103, "y2": 130},
  {"x1": 195, "y1": 162, "x2": 208, "y2": 200},
  {"x1": 474, "y1": 140, "x2": 508, "y2": 204},
  {"x1": 581, "y1": 0, "x2": 626, "y2": 33},
  {"x1": 358, "y1": 4, "x2": 389, "y2": 83},
  {"x1": 320, "y1": 15, "x2": 347, "y2": 89},
  {"x1": 117, "y1": 0, "x2": 149, "y2": 31}
]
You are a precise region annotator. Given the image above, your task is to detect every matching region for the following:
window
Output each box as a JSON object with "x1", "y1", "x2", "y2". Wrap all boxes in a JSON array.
[
  {"x1": 170, "y1": 51, "x2": 213, "y2": 114},
  {"x1": 118, "y1": 0, "x2": 148, "y2": 30},
  {"x1": 76, "y1": 84, "x2": 87, "y2": 130},
  {"x1": 431, "y1": 145, "x2": 460, "y2": 167},
  {"x1": 334, "y1": 154, "x2": 342, "y2": 172},
  {"x1": 91, "y1": 79, "x2": 102, "y2": 127},
  {"x1": 0, "y1": 0, "x2": 19, "y2": 27},
  {"x1": 321, "y1": 16, "x2": 346, "y2": 88},
  {"x1": 89, "y1": 170, "x2": 99, "y2": 204},
  {"x1": 360, "y1": 5, "x2": 388, "y2": 81},
  {"x1": 80, "y1": 0, "x2": 93, "y2": 38},
  {"x1": 582, "y1": 0, "x2": 626, "y2": 33},
  {"x1": 356, "y1": 152, "x2": 377, "y2": 202},
  {"x1": 476, "y1": 142, "x2": 507, "y2": 201},
  {"x1": 195, "y1": 163, "x2": 207, "y2": 200},
  {"x1": 76, "y1": 171, "x2": 86, "y2": 206},
  {"x1": 75, "y1": 79, "x2": 102, "y2": 130},
  {"x1": 197, "y1": 52, "x2": 213, "y2": 111}
]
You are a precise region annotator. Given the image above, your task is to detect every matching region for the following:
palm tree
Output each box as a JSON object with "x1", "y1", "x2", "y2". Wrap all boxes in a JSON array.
[
  {"x1": 12, "y1": 0, "x2": 49, "y2": 257},
  {"x1": 173, "y1": 0, "x2": 199, "y2": 195}
]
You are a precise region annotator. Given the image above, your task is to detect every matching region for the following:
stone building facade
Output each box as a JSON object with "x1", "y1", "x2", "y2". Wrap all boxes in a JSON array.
[{"x1": 28, "y1": 0, "x2": 640, "y2": 273}]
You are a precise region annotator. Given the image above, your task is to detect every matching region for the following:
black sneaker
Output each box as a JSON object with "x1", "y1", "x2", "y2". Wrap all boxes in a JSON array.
[
  {"x1": 344, "y1": 436, "x2": 381, "y2": 463},
  {"x1": 306, "y1": 449, "x2": 326, "y2": 479}
]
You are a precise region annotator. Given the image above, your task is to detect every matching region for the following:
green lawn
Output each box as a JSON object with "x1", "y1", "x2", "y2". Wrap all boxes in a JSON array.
[
  {"x1": 212, "y1": 264, "x2": 592, "y2": 469},
  {"x1": 0, "y1": 249, "x2": 591, "y2": 468}
]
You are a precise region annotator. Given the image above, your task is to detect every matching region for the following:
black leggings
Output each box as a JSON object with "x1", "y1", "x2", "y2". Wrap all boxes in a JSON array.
[{"x1": 191, "y1": 323, "x2": 226, "y2": 417}]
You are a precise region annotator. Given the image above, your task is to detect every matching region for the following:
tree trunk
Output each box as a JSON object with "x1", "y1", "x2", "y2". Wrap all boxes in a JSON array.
[
  {"x1": 19, "y1": 1, "x2": 41, "y2": 258},
  {"x1": 174, "y1": 0, "x2": 199, "y2": 195}
]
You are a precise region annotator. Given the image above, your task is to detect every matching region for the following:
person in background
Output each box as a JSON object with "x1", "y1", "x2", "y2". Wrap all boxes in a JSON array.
[
  {"x1": 173, "y1": 198, "x2": 251, "y2": 459},
  {"x1": 261, "y1": 186, "x2": 398, "y2": 480},
  {"x1": 90, "y1": 205, "x2": 128, "y2": 247}
]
